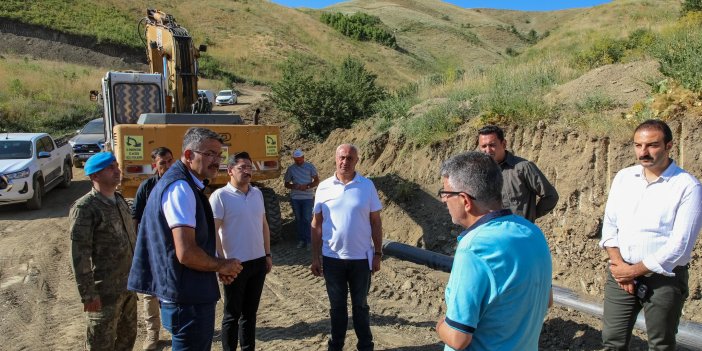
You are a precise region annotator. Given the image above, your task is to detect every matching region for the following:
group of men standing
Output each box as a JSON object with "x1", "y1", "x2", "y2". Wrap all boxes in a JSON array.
[{"x1": 69, "y1": 119, "x2": 701, "y2": 351}]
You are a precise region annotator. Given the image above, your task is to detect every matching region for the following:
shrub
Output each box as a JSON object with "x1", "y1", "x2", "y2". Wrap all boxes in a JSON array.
[
  {"x1": 682, "y1": 0, "x2": 702, "y2": 14},
  {"x1": 320, "y1": 12, "x2": 398, "y2": 49},
  {"x1": 271, "y1": 55, "x2": 386, "y2": 139},
  {"x1": 573, "y1": 36, "x2": 627, "y2": 69},
  {"x1": 400, "y1": 100, "x2": 470, "y2": 146},
  {"x1": 576, "y1": 91, "x2": 618, "y2": 113},
  {"x1": 648, "y1": 14, "x2": 702, "y2": 91}
]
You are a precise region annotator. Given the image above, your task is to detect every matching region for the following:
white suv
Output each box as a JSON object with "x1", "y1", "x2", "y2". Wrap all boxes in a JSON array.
[{"x1": 215, "y1": 90, "x2": 237, "y2": 105}]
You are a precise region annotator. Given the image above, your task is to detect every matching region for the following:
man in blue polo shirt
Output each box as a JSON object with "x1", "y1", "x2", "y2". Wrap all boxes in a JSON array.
[{"x1": 435, "y1": 151, "x2": 552, "y2": 351}]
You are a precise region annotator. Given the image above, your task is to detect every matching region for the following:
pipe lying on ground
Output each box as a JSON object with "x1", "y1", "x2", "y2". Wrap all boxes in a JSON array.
[{"x1": 381, "y1": 240, "x2": 702, "y2": 351}]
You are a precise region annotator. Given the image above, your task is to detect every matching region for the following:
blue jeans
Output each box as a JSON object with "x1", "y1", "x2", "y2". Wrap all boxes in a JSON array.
[
  {"x1": 161, "y1": 302, "x2": 216, "y2": 351},
  {"x1": 322, "y1": 256, "x2": 373, "y2": 351},
  {"x1": 291, "y1": 198, "x2": 314, "y2": 244}
]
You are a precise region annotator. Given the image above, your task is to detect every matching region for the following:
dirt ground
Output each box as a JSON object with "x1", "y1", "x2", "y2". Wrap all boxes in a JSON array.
[{"x1": 0, "y1": 164, "x2": 655, "y2": 351}]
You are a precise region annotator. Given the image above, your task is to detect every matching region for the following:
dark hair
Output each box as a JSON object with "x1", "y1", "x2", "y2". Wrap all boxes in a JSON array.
[
  {"x1": 228, "y1": 151, "x2": 251, "y2": 166},
  {"x1": 634, "y1": 119, "x2": 673, "y2": 144},
  {"x1": 478, "y1": 125, "x2": 505, "y2": 141},
  {"x1": 440, "y1": 151, "x2": 503, "y2": 208},
  {"x1": 150, "y1": 147, "x2": 173, "y2": 160}
]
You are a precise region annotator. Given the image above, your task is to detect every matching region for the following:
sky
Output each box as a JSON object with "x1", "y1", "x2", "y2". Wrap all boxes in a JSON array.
[{"x1": 270, "y1": 0, "x2": 612, "y2": 11}]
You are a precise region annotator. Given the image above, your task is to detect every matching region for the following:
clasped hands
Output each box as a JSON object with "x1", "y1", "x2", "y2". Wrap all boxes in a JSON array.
[{"x1": 218, "y1": 258, "x2": 243, "y2": 285}]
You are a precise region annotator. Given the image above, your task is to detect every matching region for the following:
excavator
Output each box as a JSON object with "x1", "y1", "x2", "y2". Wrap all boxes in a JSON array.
[{"x1": 91, "y1": 9, "x2": 283, "y2": 241}]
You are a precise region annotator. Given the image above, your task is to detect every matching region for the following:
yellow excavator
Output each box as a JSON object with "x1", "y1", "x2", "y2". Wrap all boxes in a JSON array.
[{"x1": 92, "y1": 9, "x2": 283, "y2": 241}]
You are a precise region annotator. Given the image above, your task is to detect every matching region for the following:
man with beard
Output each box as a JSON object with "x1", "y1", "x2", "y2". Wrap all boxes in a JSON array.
[
  {"x1": 128, "y1": 127, "x2": 243, "y2": 350},
  {"x1": 210, "y1": 151, "x2": 272, "y2": 351},
  {"x1": 477, "y1": 125, "x2": 559, "y2": 222},
  {"x1": 600, "y1": 119, "x2": 702, "y2": 350},
  {"x1": 69, "y1": 152, "x2": 137, "y2": 350}
]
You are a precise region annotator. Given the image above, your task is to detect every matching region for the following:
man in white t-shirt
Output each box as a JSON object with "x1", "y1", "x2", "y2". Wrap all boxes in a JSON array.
[
  {"x1": 210, "y1": 151, "x2": 272, "y2": 351},
  {"x1": 310, "y1": 144, "x2": 383, "y2": 351}
]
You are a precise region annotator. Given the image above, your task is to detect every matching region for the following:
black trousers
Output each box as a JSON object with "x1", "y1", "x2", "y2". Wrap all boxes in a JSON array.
[{"x1": 222, "y1": 256, "x2": 267, "y2": 351}]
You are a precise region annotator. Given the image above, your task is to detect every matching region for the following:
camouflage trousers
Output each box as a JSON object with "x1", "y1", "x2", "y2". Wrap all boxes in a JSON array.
[{"x1": 84, "y1": 292, "x2": 137, "y2": 351}]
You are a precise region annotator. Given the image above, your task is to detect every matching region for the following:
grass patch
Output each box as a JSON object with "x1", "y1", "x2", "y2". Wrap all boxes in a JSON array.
[
  {"x1": 576, "y1": 91, "x2": 619, "y2": 113},
  {"x1": 399, "y1": 100, "x2": 471, "y2": 146}
]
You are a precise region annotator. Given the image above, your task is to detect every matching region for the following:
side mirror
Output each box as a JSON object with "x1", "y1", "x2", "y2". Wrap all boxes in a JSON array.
[
  {"x1": 89, "y1": 90, "x2": 99, "y2": 102},
  {"x1": 199, "y1": 44, "x2": 208, "y2": 53},
  {"x1": 38, "y1": 151, "x2": 51, "y2": 159}
]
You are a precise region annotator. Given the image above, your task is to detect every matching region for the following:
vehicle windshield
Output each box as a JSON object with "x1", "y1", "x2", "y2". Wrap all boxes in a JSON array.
[
  {"x1": 82, "y1": 120, "x2": 104, "y2": 134},
  {"x1": 0, "y1": 140, "x2": 33, "y2": 160},
  {"x1": 218, "y1": 91, "x2": 232, "y2": 97}
]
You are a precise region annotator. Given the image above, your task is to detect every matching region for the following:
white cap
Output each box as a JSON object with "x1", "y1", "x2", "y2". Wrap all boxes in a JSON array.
[{"x1": 292, "y1": 149, "x2": 304, "y2": 158}]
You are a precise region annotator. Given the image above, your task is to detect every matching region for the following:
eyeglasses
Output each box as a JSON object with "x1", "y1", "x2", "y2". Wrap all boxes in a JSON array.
[
  {"x1": 437, "y1": 188, "x2": 476, "y2": 200},
  {"x1": 193, "y1": 150, "x2": 225, "y2": 162}
]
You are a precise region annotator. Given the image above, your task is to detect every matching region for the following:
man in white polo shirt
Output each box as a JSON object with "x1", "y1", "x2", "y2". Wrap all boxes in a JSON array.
[
  {"x1": 209, "y1": 151, "x2": 272, "y2": 351},
  {"x1": 310, "y1": 143, "x2": 383, "y2": 351}
]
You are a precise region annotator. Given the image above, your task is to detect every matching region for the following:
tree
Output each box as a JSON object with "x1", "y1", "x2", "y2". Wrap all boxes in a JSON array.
[{"x1": 271, "y1": 56, "x2": 386, "y2": 139}]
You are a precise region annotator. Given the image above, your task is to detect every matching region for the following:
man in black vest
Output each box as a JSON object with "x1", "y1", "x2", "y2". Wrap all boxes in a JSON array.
[{"x1": 128, "y1": 127, "x2": 242, "y2": 350}]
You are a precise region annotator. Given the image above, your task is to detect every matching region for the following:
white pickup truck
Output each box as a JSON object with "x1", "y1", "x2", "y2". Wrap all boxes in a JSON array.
[{"x1": 0, "y1": 133, "x2": 73, "y2": 209}]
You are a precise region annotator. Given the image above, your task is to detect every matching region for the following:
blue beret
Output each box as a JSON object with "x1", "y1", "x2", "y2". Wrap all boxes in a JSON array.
[{"x1": 84, "y1": 152, "x2": 116, "y2": 175}]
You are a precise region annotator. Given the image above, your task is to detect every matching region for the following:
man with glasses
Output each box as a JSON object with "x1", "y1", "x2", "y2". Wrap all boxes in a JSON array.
[
  {"x1": 130, "y1": 146, "x2": 173, "y2": 350},
  {"x1": 435, "y1": 152, "x2": 552, "y2": 351},
  {"x1": 310, "y1": 144, "x2": 383, "y2": 351},
  {"x1": 209, "y1": 151, "x2": 272, "y2": 351},
  {"x1": 128, "y1": 127, "x2": 243, "y2": 351},
  {"x1": 477, "y1": 125, "x2": 558, "y2": 222}
]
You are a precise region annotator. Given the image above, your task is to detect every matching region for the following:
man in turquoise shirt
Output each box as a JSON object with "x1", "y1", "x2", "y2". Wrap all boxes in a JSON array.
[{"x1": 436, "y1": 151, "x2": 552, "y2": 351}]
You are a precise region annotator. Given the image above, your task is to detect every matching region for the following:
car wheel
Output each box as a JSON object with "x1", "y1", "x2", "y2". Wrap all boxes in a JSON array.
[
  {"x1": 59, "y1": 162, "x2": 72, "y2": 188},
  {"x1": 26, "y1": 178, "x2": 43, "y2": 210}
]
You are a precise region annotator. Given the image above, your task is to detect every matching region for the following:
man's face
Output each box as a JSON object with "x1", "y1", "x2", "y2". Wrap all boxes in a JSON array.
[
  {"x1": 293, "y1": 156, "x2": 305, "y2": 166},
  {"x1": 153, "y1": 153, "x2": 174, "y2": 176},
  {"x1": 228, "y1": 158, "x2": 253, "y2": 185},
  {"x1": 186, "y1": 138, "x2": 223, "y2": 180},
  {"x1": 478, "y1": 133, "x2": 507, "y2": 163},
  {"x1": 335, "y1": 146, "x2": 358, "y2": 178},
  {"x1": 440, "y1": 176, "x2": 467, "y2": 227},
  {"x1": 634, "y1": 128, "x2": 671, "y2": 171},
  {"x1": 91, "y1": 161, "x2": 121, "y2": 188}
]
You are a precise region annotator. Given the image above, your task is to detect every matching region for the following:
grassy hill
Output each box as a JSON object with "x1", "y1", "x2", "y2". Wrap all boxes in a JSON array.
[{"x1": 1, "y1": 0, "x2": 699, "y2": 140}]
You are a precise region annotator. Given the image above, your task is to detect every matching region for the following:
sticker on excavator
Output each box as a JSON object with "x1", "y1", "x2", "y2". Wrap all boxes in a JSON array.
[
  {"x1": 265, "y1": 135, "x2": 278, "y2": 156},
  {"x1": 124, "y1": 135, "x2": 144, "y2": 160},
  {"x1": 219, "y1": 146, "x2": 229, "y2": 170}
]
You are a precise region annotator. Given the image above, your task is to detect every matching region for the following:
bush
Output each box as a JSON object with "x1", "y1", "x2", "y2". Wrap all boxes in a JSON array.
[
  {"x1": 648, "y1": 14, "x2": 702, "y2": 91},
  {"x1": 400, "y1": 101, "x2": 469, "y2": 146},
  {"x1": 576, "y1": 91, "x2": 618, "y2": 113},
  {"x1": 573, "y1": 36, "x2": 627, "y2": 69},
  {"x1": 682, "y1": 0, "x2": 702, "y2": 14},
  {"x1": 271, "y1": 55, "x2": 386, "y2": 139},
  {"x1": 320, "y1": 12, "x2": 397, "y2": 49}
]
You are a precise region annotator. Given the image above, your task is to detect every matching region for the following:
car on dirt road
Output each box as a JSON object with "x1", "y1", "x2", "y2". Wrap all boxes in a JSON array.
[
  {"x1": 68, "y1": 118, "x2": 105, "y2": 168},
  {"x1": 215, "y1": 89, "x2": 237, "y2": 105},
  {"x1": 0, "y1": 133, "x2": 73, "y2": 210}
]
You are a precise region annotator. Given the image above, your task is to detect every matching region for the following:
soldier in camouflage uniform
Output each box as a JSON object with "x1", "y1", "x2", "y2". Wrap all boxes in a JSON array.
[{"x1": 69, "y1": 152, "x2": 137, "y2": 351}]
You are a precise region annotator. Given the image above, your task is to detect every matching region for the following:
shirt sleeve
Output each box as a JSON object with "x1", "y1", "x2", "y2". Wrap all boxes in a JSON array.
[
  {"x1": 284, "y1": 167, "x2": 293, "y2": 183},
  {"x1": 69, "y1": 203, "x2": 98, "y2": 303},
  {"x1": 131, "y1": 180, "x2": 148, "y2": 221},
  {"x1": 444, "y1": 247, "x2": 491, "y2": 334},
  {"x1": 600, "y1": 172, "x2": 622, "y2": 249},
  {"x1": 523, "y1": 161, "x2": 559, "y2": 219},
  {"x1": 209, "y1": 189, "x2": 225, "y2": 220},
  {"x1": 310, "y1": 163, "x2": 318, "y2": 177},
  {"x1": 368, "y1": 181, "x2": 383, "y2": 212},
  {"x1": 162, "y1": 180, "x2": 197, "y2": 228},
  {"x1": 645, "y1": 182, "x2": 702, "y2": 275}
]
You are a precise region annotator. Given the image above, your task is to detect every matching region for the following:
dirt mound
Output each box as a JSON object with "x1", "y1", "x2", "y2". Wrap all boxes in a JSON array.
[{"x1": 547, "y1": 60, "x2": 664, "y2": 113}]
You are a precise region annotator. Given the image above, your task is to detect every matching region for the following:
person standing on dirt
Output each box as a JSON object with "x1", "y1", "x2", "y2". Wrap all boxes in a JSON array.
[
  {"x1": 209, "y1": 151, "x2": 272, "y2": 351},
  {"x1": 600, "y1": 119, "x2": 702, "y2": 350},
  {"x1": 127, "y1": 127, "x2": 243, "y2": 351},
  {"x1": 69, "y1": 152, "x2": 137, "y2": 351},
  {"x1": 284, "y1": 148, "x2": 319, "y2": 249},
  {"x1": 130, "y1": 146, "x2": 173, "y2": 351},
  {"x1": 477, "y1": 125, "x2": 559, "y2": 222},
  {"x1": 435, "y1": 151, "x2": 552, "y2": 351},
  {"x1": 310, "y1": 143, "x2": 383, "y2": 351}
]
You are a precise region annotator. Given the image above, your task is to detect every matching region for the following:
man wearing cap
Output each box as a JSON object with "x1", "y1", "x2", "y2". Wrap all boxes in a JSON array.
[
  {"x1": 128, "y1": 127, "x2": 243, "y2": 350},
  {"x1": 69, "y1": 152, "x2": 137, "y2": 350},
  {"x1": 284, "y1": 149, "x2": 319, "y2": 249},
  {"x1": 131, "y1": 146, "x2": 174, "y2": 350}
]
